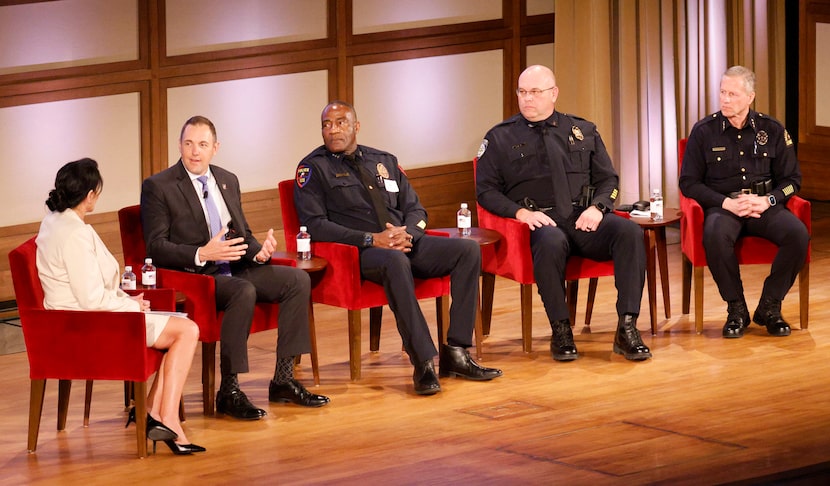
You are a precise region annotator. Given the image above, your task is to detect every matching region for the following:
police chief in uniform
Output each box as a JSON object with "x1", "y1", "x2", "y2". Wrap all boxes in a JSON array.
[
  {"x1": 679, "y1": 65, "x2": 809, "y2": 338},
  {"x1": 476, "y1": 65, "x2": 651, "y2": 362},
  {"x1": 294, "y1": 101, "x2": 502, "y2": 395}
]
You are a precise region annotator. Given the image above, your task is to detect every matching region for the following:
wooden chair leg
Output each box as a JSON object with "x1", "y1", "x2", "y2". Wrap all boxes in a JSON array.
[
  {"x1": 133, "y1": 381, "x2": 148, "y2": 458},
  {"x1": 481, "y1": 272, "x2": 496, "y2": 336},
  {"x1": 28, "y1": 379, "x2": 46, "y2": 453},
  {"x1": 57, "y1": 379, "x2": 71, "y2": 431},
  {"x1": 799, "y1": 262, "x2": 809, "y2": 329},
  {"x1": 437, "y1": 296, "x2": 450, "y2": 345},
  {"x1": 369, "y1": 307, "x2": 383, "y2": 352},
  {"x1": 348, "y1": 309, "x2": 362, "y2": 381},
  {"x1": 694, "y1": 266, "x2": 704, "y2": 333},
  {"x1": 585, "y1": 278, "x2": 598, "y2": 326},
  {"x1": 83, "y1": 380, "x2": 93, "y2": 427},
  {"x1": 201, "y1": 342, "x2": 216, "y2": 416},
  {"x1": 308, "y1": 300, "x2": 320, "y2": 386},
  {"x1": 520, "y1": 283, "x2": 533, "y2": 353},
  {"x1": 681, "y1": 253, "x2": 692, "y2": 314}
]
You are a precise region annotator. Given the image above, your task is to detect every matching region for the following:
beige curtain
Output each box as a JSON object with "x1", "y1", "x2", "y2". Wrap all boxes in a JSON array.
[{"x1": 554, "y1": 0, "x2": 788, "y2": 208}]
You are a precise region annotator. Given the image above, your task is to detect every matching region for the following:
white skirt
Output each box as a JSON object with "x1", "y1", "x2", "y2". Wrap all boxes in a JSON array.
[{"x1": 143, "y1": 313, "x2": 171, "y2": 347}]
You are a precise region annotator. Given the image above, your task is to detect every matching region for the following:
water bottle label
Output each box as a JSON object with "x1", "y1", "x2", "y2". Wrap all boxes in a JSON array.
[
  {"x1": 121, "y1": 278, "x2": 136, "y2": 290},
  {"x1": 297, "y1": 238, "x2": 311, "y2": 252},
  {"x1": 142, "y1": 271, "x2": 156, "y2": 286},
  {"x1": 457, "y1": 215, "x2": 471, "y2": 229}
]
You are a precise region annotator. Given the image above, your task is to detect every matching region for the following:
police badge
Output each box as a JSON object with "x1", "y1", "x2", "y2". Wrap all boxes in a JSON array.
[
  {"x1": 571, "y1": 126, "x2": 584, "y2": 141},
  {"x1": 376, "y1": 163, "x2": 390, "y2": 179},
  {"x1": 756, "y1": 130, "x2": 768, "y2": 146}
]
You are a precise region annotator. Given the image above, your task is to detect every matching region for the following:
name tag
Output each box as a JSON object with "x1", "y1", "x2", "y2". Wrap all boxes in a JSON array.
[
  {"x1": 384, "y1": 179, "x2": 399, "y2": 192},
  {"x1": 711, "y1": 146, "x2": 726, "y2": 152}
]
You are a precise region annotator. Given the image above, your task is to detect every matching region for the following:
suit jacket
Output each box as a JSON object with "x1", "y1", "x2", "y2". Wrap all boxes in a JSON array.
[
  {"x1": 36, "y1": 209, "x2": 140, "y2": 313},
  {"x1": 140, "y1": 160, "x2": 262, "y2": 275}
]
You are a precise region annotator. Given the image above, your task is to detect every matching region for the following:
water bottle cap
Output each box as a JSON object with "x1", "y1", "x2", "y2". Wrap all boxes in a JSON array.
[
  {"x1": 125, "y1": 266, "x2": 132, "y2": 271},
  {"x1": 299, "y1": 226, "x2": 307, "y2": 232},
  {"x1": 460, "y1": 203, "x2": 468, "y2": 208},
  {"x1": 144, "y1": 257, "x2": 152, "y2": 264}
]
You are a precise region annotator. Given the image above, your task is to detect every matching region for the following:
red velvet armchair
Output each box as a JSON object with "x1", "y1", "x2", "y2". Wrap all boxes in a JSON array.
[
  {"x1": 474, "y1": 158, "x2": 625, "y2": 352},
  {"x1": 118, "y1": 205, "x2": 319, "y2": 415},
  {"x1": 678, "y1": 138, "x2": 811, "y2": 333},
  {"x1": 278, "y1": 179, "x2": 450, "y2": 381},
  {"x1": 9, "y1": 236, "x2": 171, "y2": 458}
]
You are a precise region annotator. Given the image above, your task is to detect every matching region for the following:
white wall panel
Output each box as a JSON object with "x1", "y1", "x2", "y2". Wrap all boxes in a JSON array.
[
  {"x1": 354, "y1": 50, "x2": 503, "y2": 168},
  {"x1": 527, "y1": 43, "x2": 554, "y2": 70},
  {"x1": 0, "y1": 93, "x2": 141, "y2": 226},
  {"x1": 353, "y1": 0, "x2": 501, "y2": 34},
  {"x1": 0, "y1": 0, "x2": 138, "y2": 74},
  {"x1": 166, "y1": 0, "x2": 327, "y2": 56},
  {"x1": 166, "y1": 71, "x2": 328, "y2": 190}
]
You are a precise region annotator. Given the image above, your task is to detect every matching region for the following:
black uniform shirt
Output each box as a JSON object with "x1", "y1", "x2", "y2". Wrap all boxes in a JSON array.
[
  {"x1": 294, "y1": 145, "x2": 428, "y2": 247},
  {"x1": 679, "y1": 110, "x2": 801, "y2": 210},
  {"x1": 476, "y1": 111, "x2": 619, "y2": 219}
]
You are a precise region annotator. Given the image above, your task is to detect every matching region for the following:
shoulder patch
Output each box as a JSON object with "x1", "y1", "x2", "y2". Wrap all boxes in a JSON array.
[
  {"x1": 296, "y1": 163, "x2": 312, "y2": 188},
  {"x1": 477, "y1": 139, "x2": 488, "y2": 159},
  {"x1": 784, "y1": 129, "x2": 793, "y2": 147}
]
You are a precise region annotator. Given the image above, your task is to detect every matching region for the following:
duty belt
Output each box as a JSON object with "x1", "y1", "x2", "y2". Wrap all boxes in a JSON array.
[{"x1": 729, "y1": 178, "x2": 772, "y2": 198}]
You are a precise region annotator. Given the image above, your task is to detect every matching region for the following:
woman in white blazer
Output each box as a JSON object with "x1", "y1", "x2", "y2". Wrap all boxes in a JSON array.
[{"x1": 36, "y1": 158, "x2": 204, "y2": 455}]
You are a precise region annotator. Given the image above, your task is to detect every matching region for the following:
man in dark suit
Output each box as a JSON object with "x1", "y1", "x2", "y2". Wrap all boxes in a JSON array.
[{"x1": 141, "y1": 115, "x2": 329, "y2": 420}]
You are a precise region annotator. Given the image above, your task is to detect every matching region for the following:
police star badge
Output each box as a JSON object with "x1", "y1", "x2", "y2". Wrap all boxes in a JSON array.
[
  {"x1": 756, "y1": 130, "x2": 768, "y2": 146},
  {"x1": 376, "y1": 163, "x2": 390, "y2": 179},
  {"x1": 784, "y1": 129, "x2": 793, "y2": 146},
  {"x1": 571, "y1": 126, "x2": 584, "y2": 141}
]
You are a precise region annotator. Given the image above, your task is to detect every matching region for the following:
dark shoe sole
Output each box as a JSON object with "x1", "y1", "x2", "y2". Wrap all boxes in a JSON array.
[
  {"x1": 722, "y1": 331, "x2": 745, "y2": 339},
  {"x1": 269, "y1": 396, "x2": 330, "y2": 407},
  {"x1": 414, "y1": 386, "x2": 441, "y2": 396},
  {"x1": 613, "y1": 344, "x2": 652, "y2": 361},
  {"x1": 215, "y1": 407, "x2": 266, "y2": 420},
  {"x1": 438, "y1": 369, "x2": 502, "y2": 381},
  {"x1": 551, "y1": 353, "x2": 579, "y2": 362}
]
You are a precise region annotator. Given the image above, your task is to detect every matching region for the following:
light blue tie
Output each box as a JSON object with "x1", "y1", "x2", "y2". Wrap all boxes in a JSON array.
[{"x1": 197, "y1": 175, "x2": 231, "y2": 276}]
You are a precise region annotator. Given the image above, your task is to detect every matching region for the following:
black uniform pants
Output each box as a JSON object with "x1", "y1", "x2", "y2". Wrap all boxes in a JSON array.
[
  {"x1": 360, "y1": 234, "x2": 480, "y2": 365},
  {"x1": 213, "y1": 264, "x2": 311, "y2": 376},
  {"x1": 530, "y1": 211, "x2": 646, "y2": 323},
  {"x1": 702, "y1": 205, "x2": 809, "y2": 304}
]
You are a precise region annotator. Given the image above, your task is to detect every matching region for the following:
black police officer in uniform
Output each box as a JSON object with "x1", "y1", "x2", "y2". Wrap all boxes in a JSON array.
[
  {"x1": 295, "y1": 101, "x2": 502, "y2": 395},
  {"x1": 476, "y1": 65, "x2": 650, "y2": 362},
  {"x1": 679, "y1": 65, "x2": 808, "y2": 338}
]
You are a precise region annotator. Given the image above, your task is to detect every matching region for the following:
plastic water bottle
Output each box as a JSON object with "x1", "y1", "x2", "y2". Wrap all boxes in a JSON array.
[
  {"x1": 297, "y1": 226, "x2": 312, "y2": 261},
  {"x1": 457, "y1": 203, "x2": 472, "y2": 236},
  {"x1": 141, "y1": 258, "x2": 157, "y2": 288},
  {"x1": 121, "y1": 265, "x2": 136, "y2": 290},
  {"x1": 650, "y1": 188, "x2": 663, "y2": 221}
]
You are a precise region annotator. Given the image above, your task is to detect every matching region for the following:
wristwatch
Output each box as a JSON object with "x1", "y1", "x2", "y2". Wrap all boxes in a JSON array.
[
  {"x1": 363, "y1": 232, "x2": 374, "y2": 248},
  {"x1": 768, "y1": 194, "x2": 777, "y2": 207},
  {"x1": 593, "y1": 202, "x2": 611, "y2": 214}
]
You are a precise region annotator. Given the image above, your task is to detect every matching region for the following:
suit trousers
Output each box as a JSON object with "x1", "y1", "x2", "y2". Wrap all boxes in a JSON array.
[
  {"x1": 213, "y1": 264, "x2": 311, "y2": 376},
  {"x1": 359, "y1": 234, "x2": 480, "y2": 365},
  {"x1": 702, "y1": 205, "x2": 809, "y2": 303},
  {"x1": 530, "y1": 211, "x2": 646, "y2": 323}
]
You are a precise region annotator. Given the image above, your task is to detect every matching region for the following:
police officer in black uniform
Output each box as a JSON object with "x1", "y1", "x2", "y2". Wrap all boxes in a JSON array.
[
  {"x1": 294, "y1": 101, "x2": 502, "y2": 395},
  {"x1": 679, "y1": 65, "x2": 808, "y2": 338},
  {"x1": 476, "y1": 65, "x2": 651, "y2": 362}
]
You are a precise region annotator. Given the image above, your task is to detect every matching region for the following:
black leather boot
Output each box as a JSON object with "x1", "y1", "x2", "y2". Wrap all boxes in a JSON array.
[
  {"x1": 550, "y1": 319, "x2": 578, "y2": 361},
  {"x1": 723, "y1": 299, "x2": 751, "y2": 338},
  {"x1": 753, "y1": 297, "x2": 791, "y2": 336},
  {"x1": 438, "y1": 344, "x2": 502, "y2": 380},
  {"x1": 613, "y1": 314, "x2": 652, "y2": 361},
  {"x1": 413, "y1": 359, "x2": 441, "y2": 395}
]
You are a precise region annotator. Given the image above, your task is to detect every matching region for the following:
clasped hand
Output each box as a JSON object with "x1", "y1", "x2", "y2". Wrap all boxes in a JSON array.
[
  {"x1": 374, "y1": 222, "x2": 413, "y2": 252},
  {"x1": 129, "y1": 293, "x2": 151, "y2": 311},
  {"x1": 722, "y1": 194, "x2": 769, "y2": 218},
  {"x1": 199, "y1": 229, "x2": 248, "y2": 263}
]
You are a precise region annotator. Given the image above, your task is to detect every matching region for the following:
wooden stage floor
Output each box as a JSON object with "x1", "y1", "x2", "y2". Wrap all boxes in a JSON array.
[{"x1": 1, "y1": 203, "x2": 828, "y2": 485}]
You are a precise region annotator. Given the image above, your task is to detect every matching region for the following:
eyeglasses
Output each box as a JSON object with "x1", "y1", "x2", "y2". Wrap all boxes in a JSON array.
[{"x1": 516, "y1": 87, "x2": 555, "y2": 98}]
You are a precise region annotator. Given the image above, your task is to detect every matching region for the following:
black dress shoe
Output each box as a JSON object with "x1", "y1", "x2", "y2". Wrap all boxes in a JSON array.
[
  {"x1": 550, "y1": 319, "x2": 578, "y2": 361},
  {"x1": 438, "y1": 344, "x2": 502, "y2": 380},
  {"x1": 126, "y1": 407, "x2": 177, "y2": 441},
  {"x1": 613, "y1": 314, "x2": 652, "y2": 361},
  {"x1": 216, "y1": 387, "x2": 266, "y2": 420},
  {"x1": 723, "y1": 299, "x2": 751, "y2": 338},
  {"x1": 413, "y1": 360, "x2": 441, "y2": 396},
  {"x1": 269, "y1": 379, "x2": 330, "y2": 407},
  {"x1": 160, "y1": 440, "x2": 206, "y2": 455},
  {"x1": 753, "y1": 297, "x2": 791, "y2": 336}
]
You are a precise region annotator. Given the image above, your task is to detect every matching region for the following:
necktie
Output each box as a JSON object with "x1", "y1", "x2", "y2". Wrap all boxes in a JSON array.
[
  {"x1": 536, "y1": 124, "x2": 574, "y2": 219},
  {"x1": 345, "y1": 153, "x2": 393, "y2": 231},
  {"x1": 197, "y1": 175, "x2": 232, "y2": 276}
]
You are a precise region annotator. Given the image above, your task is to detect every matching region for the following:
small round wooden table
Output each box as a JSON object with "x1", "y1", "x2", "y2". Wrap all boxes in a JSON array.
[
  {"x1": 627, "y1": 208, "x2": 682, "y2": 334},
  {"x1": 273, "y1": 251, "x2": 327, "y2": 385},
  {"x1": 431, "y1": 227, "x2": 502, "y2": 359}
]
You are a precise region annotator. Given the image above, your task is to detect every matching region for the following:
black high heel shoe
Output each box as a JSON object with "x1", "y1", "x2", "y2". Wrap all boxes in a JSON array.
[
  {"x1": 126, "y1": 407, "x2": 178, "y2": 441},
  {"x1": 162, "y1": 440, "x2": 206, "y2": 455}
]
